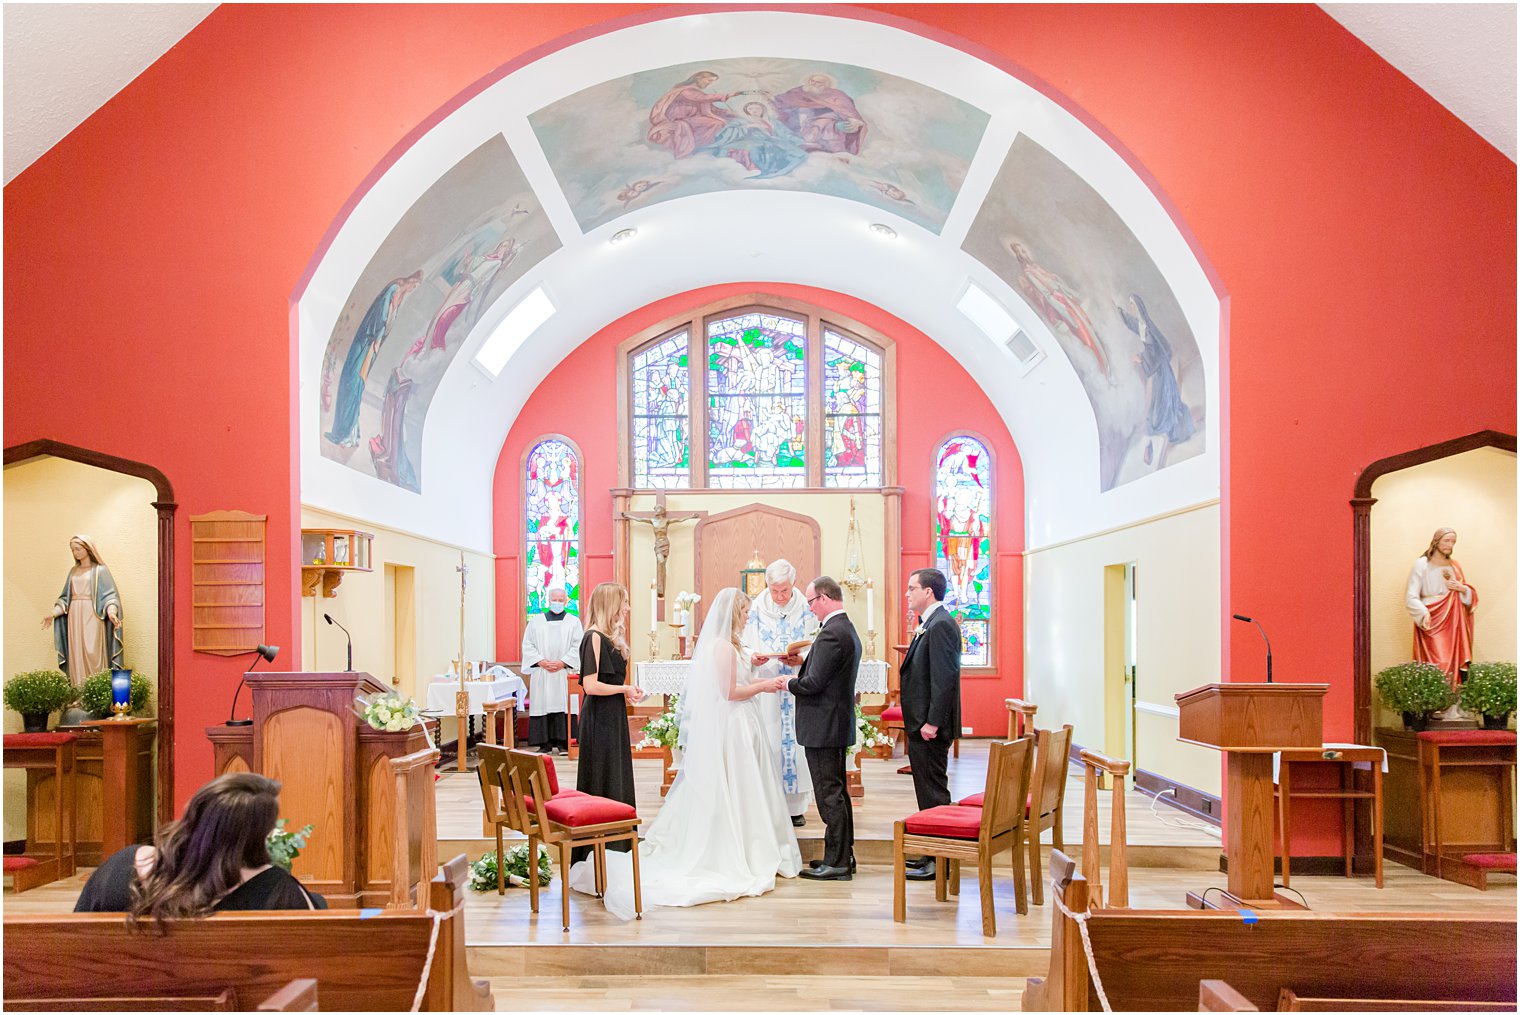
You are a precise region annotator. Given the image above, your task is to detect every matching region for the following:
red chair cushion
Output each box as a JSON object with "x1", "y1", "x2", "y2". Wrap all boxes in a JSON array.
[
  {"x1": 523, "y1": 789, "x2": 586, "y2": 813},
  {"x1": 543, "y1": 755, "x2": 561, "y2": 795},
  {"x1": 956, "y1": 791, "x2": 1034, "y2": 813},
  {"x1": 3, "y1": 856, "x2": 39, "y2": 871},
  {"x1": 1461, "y1": 852, "x2": 1517, "y2": 871},
  {"x1": 882, "y1": 706, "x2": 903, "y2": 723},
  {"x1": 904, "y1": 804, "x2": 983, "y2": 839},
  {"x1": 545, "y1": 793, "x2": 638, "y2": 827},
  {"x1": 2, "y1": 733, "x2": 76, "y2": 748},
  {"x1": 1416, "y1": 730, "x2": 1516, "y2": 745}
]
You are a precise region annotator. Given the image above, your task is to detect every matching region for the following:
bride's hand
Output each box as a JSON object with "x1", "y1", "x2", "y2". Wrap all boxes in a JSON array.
[{"x1": 770, "y1": 676, "x2": 788, "y2": 693}]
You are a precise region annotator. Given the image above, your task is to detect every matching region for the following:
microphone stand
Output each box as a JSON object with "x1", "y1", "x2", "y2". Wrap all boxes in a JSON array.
[
  {"x1": 226, "y1": 645, "x2": 278, "y2": 726},
  {"x1": 325, "y1": 614, "x2": 354, "y2": 672},
  {"x1": 1232, "y1": 614, "x2": 1273, "y2": 683}
]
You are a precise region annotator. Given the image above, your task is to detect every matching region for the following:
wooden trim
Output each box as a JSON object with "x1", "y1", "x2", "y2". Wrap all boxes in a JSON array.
[
  {"x1": 931, "y1": 429, "x2": 998, "y2": 675},
  {"x1": 519, "y1": 435, "x2": 586, "y2": 635},
  {"x1": 1133, "y1": 767, "x2": 1222, "y2": 826},
  {"x1": 691, "y1": 502, "x2": 821, "y2": 604},
  {"x1": 4, "y1": 438, "x2": 177, "y2": 826}
]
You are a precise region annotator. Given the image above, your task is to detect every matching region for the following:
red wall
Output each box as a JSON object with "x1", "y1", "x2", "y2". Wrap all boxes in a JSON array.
[
  {"x1": 493, "y1": 282, "x2": 1027, "y2": 735},
  {"x1": 5, "y1": 5, "x2": 1512, "y2": 817}
]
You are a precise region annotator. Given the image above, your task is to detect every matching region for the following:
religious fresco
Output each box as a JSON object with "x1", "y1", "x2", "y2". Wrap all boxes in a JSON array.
[
  {"x1": 934, "y1": 435, "x2": 992, "y2": 667},
  {"x1": 962, "y1": 136, "x2": 1206, "y2": 490},
  {"x1": 525, "y1": 438, "x2": 581, "y2": 616},
  {"x1": 705, "y1": 312, "x2": 808, "y2": 488},
  {"x1": 529, "y1": 58, "x2": 990, "y2": 234},
  {"x1": 318, "y1": 136, "x2": 560, "y2": 492}
]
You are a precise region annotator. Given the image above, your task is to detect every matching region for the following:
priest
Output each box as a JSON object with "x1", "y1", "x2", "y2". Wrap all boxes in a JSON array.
[
  {"x1": 745, "y1": 559, "x2": 820, "y2": 826},
  {"x1": 521, "y1": 586, "x2": 582, "y2": 755}
]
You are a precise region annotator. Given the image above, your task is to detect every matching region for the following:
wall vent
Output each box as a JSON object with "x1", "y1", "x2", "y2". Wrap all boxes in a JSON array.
[{"x1": 1006, "y1": 329, "x2": 1045, "y2": 374}]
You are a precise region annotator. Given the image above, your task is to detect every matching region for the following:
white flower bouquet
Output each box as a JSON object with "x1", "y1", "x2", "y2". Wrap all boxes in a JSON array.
[{"x1": 361, "y1": 690, "x2": 420, "y2": 732}]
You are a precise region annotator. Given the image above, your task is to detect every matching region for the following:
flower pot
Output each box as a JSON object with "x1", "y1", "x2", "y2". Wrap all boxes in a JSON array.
[
  {"x1": 20, "y1": 712, "x2": 49, "y2": 733},
  {"x1": 1482, "y1": 712, "x2": 1511, "y2": 731},
  {"x1": 1402, "y1": 710, "x2": 1433, "y2": 732}
]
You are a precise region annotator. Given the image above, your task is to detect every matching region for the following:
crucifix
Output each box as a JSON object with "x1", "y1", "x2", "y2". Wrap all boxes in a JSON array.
[
  {"x1": 454, "y1": 552, "x2": 470, "y2": 771},
  {"x1": 617, "y1": 492, "x2": 700, "y2": 603}
]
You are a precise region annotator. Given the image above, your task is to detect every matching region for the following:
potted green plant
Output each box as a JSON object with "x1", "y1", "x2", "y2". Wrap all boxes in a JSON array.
[
  {"x1": 1460, "y1": 662, "x2": 1516, "y2": 730},
  {"x1": 79, "y1": 670, "x2": 153, "y2": 718},
  {"x1": 4, "y1": 670, "x2": 77, "y2": 732},
  {"x1": 1374, "y1": 661, "x2": 1454, "y2": 730}
]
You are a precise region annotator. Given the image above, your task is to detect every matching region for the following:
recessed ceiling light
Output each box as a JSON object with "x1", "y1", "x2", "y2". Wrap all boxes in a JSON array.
[
  {"x1": 610, "y1": 228, "x2": 637, "y2": 245},
  {"x1": 473, "y1": 286, "x2": 555, "y2": 377},
  {"x1": 869, "y1": 223, "x2": 897, "y2": 239}
]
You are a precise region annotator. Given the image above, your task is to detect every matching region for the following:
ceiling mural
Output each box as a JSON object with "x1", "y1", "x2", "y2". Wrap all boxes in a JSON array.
[
  {"x1": 962, "y1": 136, "x2": 1207, "y2": 491},
  {"x1": 529, "y1": 58, "x2": 990, "y2": 234},
  {"x1": 318, "y1": 135, "x2": 560, "y2": 492}
]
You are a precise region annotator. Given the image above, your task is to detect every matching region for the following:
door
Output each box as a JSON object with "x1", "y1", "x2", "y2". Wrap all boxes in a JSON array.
[{"x1": 1103, "y1": 562, "x2": 1137, "y2": 779}]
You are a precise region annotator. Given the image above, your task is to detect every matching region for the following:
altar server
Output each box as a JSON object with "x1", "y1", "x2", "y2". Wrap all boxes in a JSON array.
[{"x1": 522, "y1": 586, "x2": 582, "y2": 754}]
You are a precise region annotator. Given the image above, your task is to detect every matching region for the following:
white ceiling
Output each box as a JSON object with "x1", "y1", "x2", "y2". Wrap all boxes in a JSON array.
[{"x1": 2, "y1": 3, "x2": 1514, "y2": 185}]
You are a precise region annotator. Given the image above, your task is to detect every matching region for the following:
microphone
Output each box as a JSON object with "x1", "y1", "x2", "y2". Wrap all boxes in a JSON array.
[
  {"x1": 1232, "y1": 614, "x2": 1273, "y2": 683},
  {"x1": 226, "y1": 643, "x2": 279, "y2": 726},
  {"x1": 324, "y1": 613, "x2": 353, "y2": 672}
]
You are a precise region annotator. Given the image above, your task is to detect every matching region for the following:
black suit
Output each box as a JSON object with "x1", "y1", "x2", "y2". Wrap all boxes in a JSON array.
[
  {"x1": 788, "y1": 611, "x2": 861, "y2": 867},
  {"x1": 899, "y1": 604, "x2": 962, "y2": 811}
]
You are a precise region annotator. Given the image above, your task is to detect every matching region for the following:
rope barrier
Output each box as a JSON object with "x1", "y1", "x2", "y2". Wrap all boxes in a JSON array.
[{"x1": 1049, "y1": 884, "x2": 1115, "y2": 1014}]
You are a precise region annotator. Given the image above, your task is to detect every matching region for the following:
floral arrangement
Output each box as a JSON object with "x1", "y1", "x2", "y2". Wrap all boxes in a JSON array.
[
  {"x1": 1460, "y1": 662, "x2": 1516, "y2": 719},
  {"x1": 3, "y1": 670, "x2": 75, "y2": 718},
  {"x1": 80, "y1": 669, "x2": 153, "y2": 717},
  {"x1": 848, "y1": 702, "x2": 892, "y2": 758},
  {"x1": 266, "y1": 818, "x2": 314, "y2": 872},
  {"x1": 1374, "y1": 661, "x2": 1454, "y2": 715},
  {"x1": 362, "y1": 691, "x2": 420, "y2": 732},
  {"x1": 468, "y1": 843, "x2": 554, "y2": 892},
  {"x1": 636, "y1": 694, "x2": 681, "y2": 750}
]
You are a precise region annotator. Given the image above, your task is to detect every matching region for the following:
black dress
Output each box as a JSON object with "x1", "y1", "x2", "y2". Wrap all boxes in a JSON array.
[
  {"x1": 573, "y1": 630, "x2": 635, "y2": 863},
  {"x1": 74, "y1": 844, "x2": 329, "y2": 912}
]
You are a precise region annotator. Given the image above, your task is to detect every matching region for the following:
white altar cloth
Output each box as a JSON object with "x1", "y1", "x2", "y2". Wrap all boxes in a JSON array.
[{"x1": 424, "y1": 675, "x2": 526, "y2": 716}]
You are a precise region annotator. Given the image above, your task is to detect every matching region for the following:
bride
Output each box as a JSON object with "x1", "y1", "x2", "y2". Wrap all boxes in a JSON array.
[{"x1": 568, "y1": 587, "x2": 803, "y2": 919}]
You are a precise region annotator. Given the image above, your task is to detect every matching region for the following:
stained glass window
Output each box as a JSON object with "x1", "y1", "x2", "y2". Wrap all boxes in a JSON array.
[
  {"x1": 934, "y1": 435, "x2": 993, "y2": 667},
  {"x1": 706, "y1": 312, "x2": 808, "y2": 488},
  {"x1": 631, "y1": 330, "x2": 690, "y2": 488},
  {"x1": 525, "y1": 438, "x2": 580, "y2": 617},
  {"x1": 823, "y1": 328, "x2": 883, "y2": 487}
]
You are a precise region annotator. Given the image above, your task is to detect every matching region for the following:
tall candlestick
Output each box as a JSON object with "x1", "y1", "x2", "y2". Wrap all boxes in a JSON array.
[
  {"x1": 650, "y1": 580, "x2": 658, "y2": 632},
  {"x1": 866, "y1": 579, "x2": 874, "y2": 625}
]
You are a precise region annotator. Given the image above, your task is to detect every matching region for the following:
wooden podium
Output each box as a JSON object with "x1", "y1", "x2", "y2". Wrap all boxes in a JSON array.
[
  {"x1": 205, "y1": 671, "x2": 435, "y2": 908},
  {"x1": 1176, "y1": 681, "x2": 1329, "y2": 910}
]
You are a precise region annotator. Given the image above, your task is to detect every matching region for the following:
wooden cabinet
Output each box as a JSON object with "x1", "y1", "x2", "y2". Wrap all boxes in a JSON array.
[
  {"x1": 300, "y1": 528, "x2": 373, "y2": 598},
  {"x1": 27, "y1": 724, "x2": 155, "y2": 866},
  {"x1": 191, "y1": 510, "x2": 267, "y2": 655},
  {"x1": 1377, "y1": 726, "x2": 1516, "y2": 878}
]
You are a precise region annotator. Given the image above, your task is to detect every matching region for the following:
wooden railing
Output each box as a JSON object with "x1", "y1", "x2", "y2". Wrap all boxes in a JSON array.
[
  {"x1": 1080, "y1": 748, "x2": 1131, "y2": 910},
  {"x1": 1005, "y1": 698, "x2": 1038, "y2": 739}
]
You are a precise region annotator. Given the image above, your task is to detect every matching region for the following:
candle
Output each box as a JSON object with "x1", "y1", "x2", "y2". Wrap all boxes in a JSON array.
[
  {"x1": 866, "y1": 580, "x2": 875, "y2": 627},
  {"x1": 650, "y1": 581, "x2": 658, "y2": 632},
  {"x1": 110, "y1": 668, "x2": 132, "y2": 716}
]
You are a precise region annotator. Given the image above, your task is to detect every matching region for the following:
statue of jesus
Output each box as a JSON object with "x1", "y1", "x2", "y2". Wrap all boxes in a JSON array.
[{"x1": 618, "y1": 501, "x2": 697, "y2": 599}]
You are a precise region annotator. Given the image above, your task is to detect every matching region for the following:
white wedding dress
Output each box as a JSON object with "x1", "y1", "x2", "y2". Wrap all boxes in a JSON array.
[{"x1": 568, "y1": 588, "x2": 802, "y2": 920}]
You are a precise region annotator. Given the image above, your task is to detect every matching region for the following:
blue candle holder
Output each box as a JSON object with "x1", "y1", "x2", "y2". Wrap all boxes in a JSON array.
[{"x1": 110, "y1": 668, "x2": 133, "y2": 720}]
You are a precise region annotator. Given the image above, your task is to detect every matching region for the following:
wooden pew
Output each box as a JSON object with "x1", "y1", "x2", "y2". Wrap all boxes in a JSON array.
[
  {"x1": 5, "y1": 978, "x2": 318, "y2": 1011},
  {"x1": 1024, "y1": 852, "x2": 1517, "y2": 1012},
  {"x1": 3, "y1": 857, "x2": 492, "y2": 1012},
  {"x1": 1275, "y1": 989, "x2": 1515, "y2": 1012}
]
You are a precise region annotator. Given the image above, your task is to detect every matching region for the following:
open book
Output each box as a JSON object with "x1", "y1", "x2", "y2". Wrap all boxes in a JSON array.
[{"x1": 753, "y1": 638, "x2": 815, "y2": 661}]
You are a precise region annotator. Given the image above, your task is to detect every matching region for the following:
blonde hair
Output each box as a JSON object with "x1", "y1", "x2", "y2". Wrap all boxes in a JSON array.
[
  {"x1": 728, "y1": 592, "x2": 750, "y2": 654},
  {"x1": 1423, "y1": 528, "x2": 1458, "y2": 560},
  {"x1": 584, "y1": 582, "x2": 629, "y2": 657}
]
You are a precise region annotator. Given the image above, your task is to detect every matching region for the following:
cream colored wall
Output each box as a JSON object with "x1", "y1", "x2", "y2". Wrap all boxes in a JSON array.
[
  {"x1": 625, "y1": 492, "x2": 888, "y2": 663},
  {"x1": 4, "y1": 456, "x2": 160, "y2": 839},
  {"x1": 1025, "y1": 502, "x2": 1222, "y2": 796},
  {"x1": 1370, "y1": 447, "x2": 1516, "y2": 724},
  {"x1": 299, "y1": 507, "x2": 495, "y2": 702}
]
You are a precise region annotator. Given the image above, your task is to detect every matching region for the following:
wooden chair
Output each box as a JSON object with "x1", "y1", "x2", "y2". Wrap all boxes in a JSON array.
[
  {"x1": 893, "y1": 736, "x2": 1034, "y2": 937},
  {"x1": 1006, "y1": 698, "x2": 1038, "y2": 739},
  {"x1": 503, "y1": 747, "x2": 642, "y2": 930},
  {"x1": 1080, "y1": 748, "x2": 1130, "y2": 910},
  {"x1": 1026, "y1": 723, "x2": 1074, "y2": 905},
  {"x1": 481, "y1": 696, "x2": 517, "y2": 748},
  {"x1": 2, "y1": 733, "x2": 77, "y2": 893}
]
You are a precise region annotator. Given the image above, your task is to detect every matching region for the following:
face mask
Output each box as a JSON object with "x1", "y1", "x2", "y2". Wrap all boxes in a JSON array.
[{"x1": 548, "y1": 602, "x2": 566, "y2": 614}]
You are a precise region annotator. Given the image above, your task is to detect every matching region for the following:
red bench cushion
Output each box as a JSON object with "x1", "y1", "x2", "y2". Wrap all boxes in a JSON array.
[
  {"x1": 545, "y1": 793, "x2": 638, "y2": 827},
  {"x1": 904, "y1": 804, "x2": 983, "y2": 839},
  {"x1": 3, "y1": 857, "x2": 39, "y2": 871},
  {"x1": 523, "y1": 789, "x2": 586, "y2": 812},
  {"x1": 1416, "y1": 730, "x2": 1516, "y2": 746},
  {"x1": 2, "y1": 733, "x2": 76, "y2": 748},
  {"x1": 1461, "y1": 852, "x2": 1517, "y2": 871},
  {"x1": 882, "y1": 706, "x2": 903, "y2": 723}
]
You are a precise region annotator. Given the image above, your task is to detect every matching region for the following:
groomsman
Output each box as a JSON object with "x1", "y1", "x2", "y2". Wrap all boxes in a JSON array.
[{"x1": 899, "y1": 567, "x2": 962, "y2": 881}]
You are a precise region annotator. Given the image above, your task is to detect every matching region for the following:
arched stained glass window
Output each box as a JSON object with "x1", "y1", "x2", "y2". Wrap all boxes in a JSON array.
[
  {"x1": 631, "y1": 330, "x2": 690, "y2": 488},
  {"x1": 706, "y1": 311, "x2": 808, "y2": 488},
  {"x1": 525, "y1": 437, "x2": 581, "y2": 617},
  {"x1": 823, "y1": 328, "x2": 883, "y2": 487},
  {"x1": 933, "y1": 434, "x2": 993, "y2": 667}
]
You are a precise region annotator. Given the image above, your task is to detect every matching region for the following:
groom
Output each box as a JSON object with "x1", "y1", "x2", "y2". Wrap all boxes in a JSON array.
[{"x1": 785, "y1": 575, "x2": 860, "y2": 881}]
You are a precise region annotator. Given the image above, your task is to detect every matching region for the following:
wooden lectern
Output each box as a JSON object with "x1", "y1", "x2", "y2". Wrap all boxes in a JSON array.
[
  {"x1": 1176, "y1": 681, "x2": 1329, "y2": 910},
  {"x1": 205, "y1": 672, "x2": 435, "y2": 908}
]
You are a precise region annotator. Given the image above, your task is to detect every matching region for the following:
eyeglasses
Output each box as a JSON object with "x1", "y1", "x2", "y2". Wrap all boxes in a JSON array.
[{"x1": 807, "y1": 594, "x2": 825, "y2": 606}]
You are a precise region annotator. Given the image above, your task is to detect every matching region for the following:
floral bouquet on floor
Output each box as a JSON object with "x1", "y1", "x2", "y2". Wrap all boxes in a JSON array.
[
  {"x1": 848, "y1": 702, "x2": 891, "y2": 758},
  {"x1": 358, "y1": 690, "x2": 420, "y2": 732},
  {"x1": 636, "y1": 694, "x2": 681, "y2": 750},
  {"x1": 468, "y1": 843, "x2": 554, "y2": 891}
]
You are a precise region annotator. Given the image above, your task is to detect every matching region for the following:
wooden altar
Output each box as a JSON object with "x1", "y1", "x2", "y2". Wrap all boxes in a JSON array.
[{"x1": 205, "y1": 671, "x2": 436, "y2": 908}]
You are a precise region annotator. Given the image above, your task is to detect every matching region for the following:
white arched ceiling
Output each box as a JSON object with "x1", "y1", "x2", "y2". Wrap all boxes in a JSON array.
[{"x1": 297, "y1": 9, "x2": 1221, "y2": 553}]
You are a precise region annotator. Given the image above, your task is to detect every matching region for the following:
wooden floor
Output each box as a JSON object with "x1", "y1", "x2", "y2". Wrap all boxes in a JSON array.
[{"x1": 481, "y1": 974, "x2": 1027, "y2": 1010}]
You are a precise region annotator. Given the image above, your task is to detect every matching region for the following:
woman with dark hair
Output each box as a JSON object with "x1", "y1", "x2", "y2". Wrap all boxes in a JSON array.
[
  {"x1": 74, "y1": 772, "x2": 325, "y2": 922},
  {"x1": 1117, "y1": 292, "x2": 1196, "y2": 467}
]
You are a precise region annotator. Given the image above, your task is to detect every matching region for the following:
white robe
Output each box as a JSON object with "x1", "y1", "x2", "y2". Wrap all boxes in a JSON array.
[
  {"x1": 743, "y1": 588, "x2": 819, "y2": 816},
  {"x1": 521, "y1": 612, "x2": 582, "y2": 716}
]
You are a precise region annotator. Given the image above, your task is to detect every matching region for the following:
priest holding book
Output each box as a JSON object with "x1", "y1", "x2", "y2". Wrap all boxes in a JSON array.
[{"x1": 744, "y1": 559, "x2": 819, "y2": 827}]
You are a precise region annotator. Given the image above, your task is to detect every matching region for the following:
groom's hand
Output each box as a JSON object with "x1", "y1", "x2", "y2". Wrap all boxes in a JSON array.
[{"x1": 920, "y1": 723, "x2": 939, "y2": 741}]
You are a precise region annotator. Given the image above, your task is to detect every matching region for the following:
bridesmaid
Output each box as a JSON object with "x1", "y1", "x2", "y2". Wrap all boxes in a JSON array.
[{"x1": 574, "y1": 582, "x2": 645, "y2": 862}]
